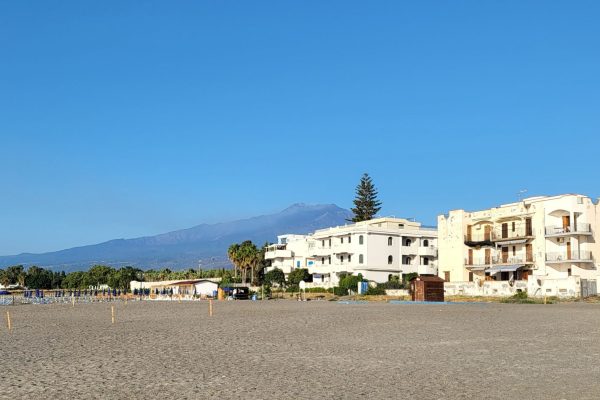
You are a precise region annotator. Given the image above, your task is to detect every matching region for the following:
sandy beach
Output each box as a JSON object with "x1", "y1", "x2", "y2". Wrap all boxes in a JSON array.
[{"x1": 1, "y1": 300, "x2": 599, "y2": 399}]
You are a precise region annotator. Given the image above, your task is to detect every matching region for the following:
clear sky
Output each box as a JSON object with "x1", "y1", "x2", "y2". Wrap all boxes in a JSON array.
[{"x1": 1, "y1": 1, "x2": 599, "y2": 255}]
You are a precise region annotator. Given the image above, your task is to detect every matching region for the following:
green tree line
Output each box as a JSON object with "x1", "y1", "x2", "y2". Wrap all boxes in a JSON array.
[{"x1": 0, "y1": 265, "x2": 238, "y2": 291}]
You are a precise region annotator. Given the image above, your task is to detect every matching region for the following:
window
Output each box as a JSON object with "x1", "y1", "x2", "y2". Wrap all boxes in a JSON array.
[
  {"x1": 340, "y1": 237, "x2": 344, "y2": 244},
  {"x1": 340, "y1": 255, "x2": 344, "y2": 263},
  {"x1": 423, "y1": 239, "x2": 429, "y2": 247},
  {"x1": 513, "y1": 246, "x2": 516, "y2": 256},
  {"x1": 512, "y1": 222, "x2": 516, "y2": 232},
  {"x1": 348, "y1": 236, "x2": 351, "y2": 243},
  {"x1": 468, "y1": 272, "x2": 473, "y2": 282},
  {"x1": 388, "y1": 237, "x2": 393, "y2": 246},
  {"x1": 403, "y1": 256, "x2": 411, "y2": 265},
  {"x1": 296, "y1": 261, "x2": 300, "y2": 268},
  {"x1": 321, "y1": 257, "x2": 325, "y2": 264},
  {"x1": 328, "y1": 239, "x2": 331, "y2": 247},
  {"x1": 359, "y1": 235, "x2": 364, "y2": 245},
  {"x1": 328, "y1": 256, "x2": 331, "y2": 265},
  {"x1": 568, "y1": 268, "x2": 572, "y2": 276},
  {"x1": 398, "y1": 224, "x2": 404, "y2": 228},
  {"x1": 359, "y1": 254, "x2": 364, "y2": 264},
  {"x1": 348, "y1": 254, "x2": 352, "y2": 262},
  {"x1": 444, "y1": 271, "x2": 450, "y2": 282},
  {"x1": 405, "y1": 238, "x2": 412, "y2": 247},
  {"x1": 423, "y1": 257, "x2": 429, "y2": 265},
  {"x1": 388, "y1": 255, "x2": 393, "y2": 264},
  {"x1": 322, "y1": 240, "x2": 325, "y2": 247}
]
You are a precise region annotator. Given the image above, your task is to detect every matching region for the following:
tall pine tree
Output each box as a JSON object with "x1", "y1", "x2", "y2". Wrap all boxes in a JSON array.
[{"x1": 350, "y1": 173, "x2": 382, "y2": 222}]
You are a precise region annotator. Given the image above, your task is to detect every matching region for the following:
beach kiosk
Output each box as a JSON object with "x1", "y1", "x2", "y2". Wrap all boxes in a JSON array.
[{"x1": 410, "y1": 275, "x2": 445, "y2": 302}]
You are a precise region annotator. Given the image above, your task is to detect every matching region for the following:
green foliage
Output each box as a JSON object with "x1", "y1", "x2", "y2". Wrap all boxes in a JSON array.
[
  {"x1": 500, "y1": 291, "x2": 546, "y2": 304},
  {"x1": 336, "y1": 273, "x2": 363, "y2": 295},
  {"x1": 365, "y1": 285, "x2": 386, "y2": 295},
  {"x1": 227, "y1": 240, "x2": 266, "y2": 285},
  {"x1": 379, "y1": 280, "x2": 403, "y2": 290},
  {"x1": 287, "y1": 268, "x2": 311, "y2": 286},
  {"x1": 264, "y1": 268, "x2": 286, "y2": 287},
  {"x1": 24, "y1": 266, "x2": 53, "y2": 289},
  {"x1": 333, "y1": 286, "x2": 348, "y2": 296},
  {"x1": 402, "y1": 273, "x2": 418, "y2": 284},
  {"x1": 350, "y1": 173, "x2": 382, "y2": 222}
]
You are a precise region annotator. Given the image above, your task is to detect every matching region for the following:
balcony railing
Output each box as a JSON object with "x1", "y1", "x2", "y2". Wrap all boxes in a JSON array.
[
  {"x1": 265, "y1": 249, "x2": 292, "y2": 259},
  {"x1": 465, "y1": 255, "x2": 534, "y2": 266},
  {"x1": 545, "y1": 251, "x2": 593, "y2": 262},
  {"x1": 545, "y1": 223, "x2": 592, "y2": 236},
  {"x1": 418, "y1": 246, "x2": 438, "y2": 257}
]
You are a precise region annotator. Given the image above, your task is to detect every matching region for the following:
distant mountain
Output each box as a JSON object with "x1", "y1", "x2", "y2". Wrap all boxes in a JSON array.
[{"x1": 0, "y1": 204, "x2": 352, "y2": 272}]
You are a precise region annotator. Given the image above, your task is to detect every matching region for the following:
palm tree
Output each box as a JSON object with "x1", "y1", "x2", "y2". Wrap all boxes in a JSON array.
[{"x1": 227, "y1": 243, "x2": 241, "y2": 279}]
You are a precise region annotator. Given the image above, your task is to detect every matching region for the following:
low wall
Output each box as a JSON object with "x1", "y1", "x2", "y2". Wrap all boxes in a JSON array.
[
  {"x1": 385, "y1": 289, "x2": 409, "y2": 297},
  {"x1": 445, "y1": 276, "x2": 584, "y2": 298}
]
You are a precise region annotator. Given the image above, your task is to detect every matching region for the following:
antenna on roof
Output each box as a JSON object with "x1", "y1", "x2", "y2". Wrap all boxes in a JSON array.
[{"x1": 517, "y1": 189, "x2": 528, "y2": 202}]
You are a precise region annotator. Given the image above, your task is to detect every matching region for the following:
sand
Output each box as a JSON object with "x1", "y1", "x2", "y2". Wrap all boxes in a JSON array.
[{"x1": 1, "y1": 300, "x2": 600, "y2": 399}]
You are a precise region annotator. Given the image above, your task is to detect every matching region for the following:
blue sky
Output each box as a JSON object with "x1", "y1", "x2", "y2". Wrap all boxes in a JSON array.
[{"x1": 1, "y1": 1, "x2": 599, "y2": 255}]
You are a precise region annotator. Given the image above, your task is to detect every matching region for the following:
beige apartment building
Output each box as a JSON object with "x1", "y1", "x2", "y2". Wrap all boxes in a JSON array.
[
  {"x1": 438, "y1": 194, "x2": 599, "y2": 298},
  {"x1": 265, "y1": 217, "x2": 438, "y2": 286}
]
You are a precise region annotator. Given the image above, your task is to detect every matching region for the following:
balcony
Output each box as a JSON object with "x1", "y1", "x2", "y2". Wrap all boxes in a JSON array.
[
  {"x1": 400, "y1": 263, "x2": 437, "y2": 275},
  {"x1": 545, "y1": 223, "x2": 592, "y2": 237},
  {"x1": 545, "y1": 251, "x2": 593, "y2": 263},
  {"x1": 465, "y1": 255, "x2": 535, "y2": 268},
  {"x1": 418, "y1": 246, "x2": 438, "y2": 257},
  {"x1": 402, "y1": 243, "x2": 419, "y2": 255},
  {"x1": 416, "y1": 264, "x2": 438, "y2": 275},
  {"x1": 309, "y1": 246, "x2": 332, "y2": 257},
  {"x1": 464, "y1": 234, "x2": 493, "y2": 247},
  {"x1": 491, "y1": 229, "x2": 533, "y2": 243},
  {"x1": 492, "y1": 255, "x2": 535, "y2": 265},
  {"x1": 332, "y1": 243, "x2": 353, "y2": 254},
  {"x1": 264, "y1": 249, "x2": 292, "y2": 259}
]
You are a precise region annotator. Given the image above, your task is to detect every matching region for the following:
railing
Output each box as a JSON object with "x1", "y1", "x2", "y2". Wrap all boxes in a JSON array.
[
  {"x1": 418, "y1": 246, "x2": 438, "y2": 257},
  {"x1": 545, "y1": 223, "x2": 592, "y2": 236},
  {"x1": 545, "y1": 251, "x2": 593, "y2": 262},
  {"x1": 265, "y1": 249, "x2": 293, "y2": 259},
  {"x1": 465, "y1": 255, "x2": 534, "y2": 266},
  {"x1": 465, "y1": 258, "x2": 491, "y2": 266},
  {"x1": 492, "y1": 255, "x2": 535, "y2": 264},
  {"x1": 401, "y1": 243, "x2": 419, "y2": 254}
]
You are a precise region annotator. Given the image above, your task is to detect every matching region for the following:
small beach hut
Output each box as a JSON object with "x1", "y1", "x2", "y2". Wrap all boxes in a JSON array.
[{"x1": 410, "y1": 275, "x2": 445, "y2": 302}]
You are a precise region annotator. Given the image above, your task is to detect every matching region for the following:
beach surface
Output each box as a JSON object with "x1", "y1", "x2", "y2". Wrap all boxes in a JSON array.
[{"x1": 1, "y1": 300, "x2": 599, "y2": 399}]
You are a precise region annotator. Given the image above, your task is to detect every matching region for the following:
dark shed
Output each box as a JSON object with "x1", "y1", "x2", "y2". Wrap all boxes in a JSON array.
[{"x1": 410, "y1": 275, "x2": 445, "y2": 302}]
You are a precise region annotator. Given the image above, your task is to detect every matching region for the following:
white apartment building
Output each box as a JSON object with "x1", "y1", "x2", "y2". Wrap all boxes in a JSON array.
[
  {"x1": 265, "y1": 217, "x2": 438, "y2": 286},
  {"x1": 438, "y1": 194, "x2": 599, "y2": 298},
  {"x1": 264, "y1": 234, "x2": 313, "y2": 278}
]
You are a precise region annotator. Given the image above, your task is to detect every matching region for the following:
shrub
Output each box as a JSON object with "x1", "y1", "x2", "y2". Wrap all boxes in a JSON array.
[
  {"x1": 333, "y1": 286, "x2": 347, "y2": 296},
  {"x1": 285, "y1": 284, "x2": 300, "y2": 293},
  {"x1": 365, "y1": 285, "x2": 386, "y2": 295},
  {"x1": 379, "y1": 280, "x2": 403, "y2": 290}
]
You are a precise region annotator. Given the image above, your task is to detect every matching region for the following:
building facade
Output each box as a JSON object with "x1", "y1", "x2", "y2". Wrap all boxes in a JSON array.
[
  {"x1": 437, "y1": 194, "x2": 599, "y2": 297},
  {"x1": 265, "y1": 217, "x2": 438, "y2": 286}
]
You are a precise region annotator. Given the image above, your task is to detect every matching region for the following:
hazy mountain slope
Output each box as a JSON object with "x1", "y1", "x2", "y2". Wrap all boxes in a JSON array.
[{"x1": 0, "y1": 204, "x2": 352, "y2": 271}]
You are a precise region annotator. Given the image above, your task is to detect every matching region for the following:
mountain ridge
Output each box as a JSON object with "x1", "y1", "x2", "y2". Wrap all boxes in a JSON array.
[{"x1": 0, "y1": 203, "x2": 352, "y2": 271}]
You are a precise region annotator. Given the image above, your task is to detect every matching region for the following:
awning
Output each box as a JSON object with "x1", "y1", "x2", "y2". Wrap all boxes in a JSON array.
[{"x1": 487, "y1": 265, "x2": 522, "y2": 273}]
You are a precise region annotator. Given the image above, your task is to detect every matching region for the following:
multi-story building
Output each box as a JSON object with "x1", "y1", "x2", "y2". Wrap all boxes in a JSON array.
[
  {"x1": 264, "y1": 234, "x2": 313, "y2": 278},
  {"x1": 438, "y1": 194, "x2": 599, "y2": 297},
  {"x1": 265, "y1": 217, "x2": 438, "y2": 286}
]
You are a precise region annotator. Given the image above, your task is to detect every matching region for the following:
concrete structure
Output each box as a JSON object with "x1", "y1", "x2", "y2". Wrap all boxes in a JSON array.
[
  {"x1": 438, "y1": 194, "x2": 599, "y2": 298},
  {"x1": 265, "y1": 217, "x2": 438, "y2": 286}
]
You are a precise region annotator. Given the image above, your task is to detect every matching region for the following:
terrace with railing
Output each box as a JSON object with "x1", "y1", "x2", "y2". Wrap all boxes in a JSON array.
[
  {"x1": 545, "y1": 222, "x2": 592, "y2": 236},
  {"x1": 545, "y1": 251, "x2": 593, "y2": 263}
]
